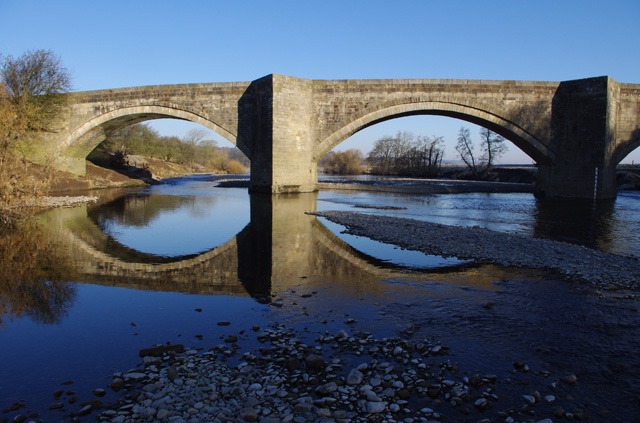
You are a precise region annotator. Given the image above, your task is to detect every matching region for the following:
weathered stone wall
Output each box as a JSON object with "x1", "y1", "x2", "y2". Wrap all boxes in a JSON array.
[
  {"x1": 242, "y1": 75, "x2": 317, "y2": 193},
  {"x1": 271, "y1": 75, "x2": 316, "y2": 192},
  {"x1": 45, "y1": 82, "x2": 250, "y2": 175},
  {"x1": 310, "y1": 78, "x2": 560, "y2": 164}
]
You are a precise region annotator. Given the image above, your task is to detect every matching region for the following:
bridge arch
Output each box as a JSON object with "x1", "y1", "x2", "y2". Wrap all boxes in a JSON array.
[
  {"x1": 614, "y1": 128, "x2": 640, "y2": 166},
  {"x1": 312, "y1": 101, "x2": 556, "y2": 165},
  {"x1": 63, "y1": 105, "x2": 245, "y2": 161}
]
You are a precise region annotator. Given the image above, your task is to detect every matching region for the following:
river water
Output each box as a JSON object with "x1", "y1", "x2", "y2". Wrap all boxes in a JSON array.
[{"x1": 1, "y1": 175, "x2": 639, "y2": 422}]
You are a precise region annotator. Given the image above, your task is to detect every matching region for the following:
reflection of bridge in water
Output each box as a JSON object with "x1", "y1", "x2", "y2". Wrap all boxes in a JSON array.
[{"x1": 40, "y1": 193, "x2": 457, "y2": 299}]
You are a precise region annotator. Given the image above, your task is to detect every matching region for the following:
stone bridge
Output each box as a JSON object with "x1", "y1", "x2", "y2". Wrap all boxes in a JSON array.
[{"x1": 41, "y1": 74, "x2": 640, "y2": 200}]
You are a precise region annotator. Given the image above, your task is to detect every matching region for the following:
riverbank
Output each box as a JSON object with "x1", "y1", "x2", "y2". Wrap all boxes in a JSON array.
[
  {"x1": 313, "y1": 211, "x2": 640, "y2": 290},
  {"x1": 94, "y1": 323, "x2": 579, "y2": 423},
  {"x1": 318, "y1": 179, "x2": 534, "y2": 195}
]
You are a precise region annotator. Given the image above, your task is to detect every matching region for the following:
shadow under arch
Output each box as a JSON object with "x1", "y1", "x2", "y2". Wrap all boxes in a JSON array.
[
  {"x1": 63, "y1": 105, "x2": 247, "y2": 162},
  {"x1": 312, "y1": 101, "x2": 555, "y2": 166},
  {"x1": 614, "y1": 127, "x2": 640, "y2": 166}
]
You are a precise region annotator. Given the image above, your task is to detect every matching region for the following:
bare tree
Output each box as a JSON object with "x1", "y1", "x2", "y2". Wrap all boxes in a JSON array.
[
  {"x1": 1, "y1": 49, "x2": 72, "y2": 130},
  {"x1": 0, "y1": 49, "x2": 72, "y2": 208},
  {"x1": 183, "y1": 128, "x2": 212, "y2": 147},
  {"x1": 367, "y1": 132, "x2": 444, "y2": 176},
  {"x1": 2, "y1": 49, "x2": 71, "y2": 97},
  {"x1": 479, "y1": 127, "x2": 507, "y2": 169},
  {"x1": 455, "y1": 126, "x2": 480, "y2": 178},
  {"x1": 367, "y1": 136, "x2": 396, "y2": 174}
]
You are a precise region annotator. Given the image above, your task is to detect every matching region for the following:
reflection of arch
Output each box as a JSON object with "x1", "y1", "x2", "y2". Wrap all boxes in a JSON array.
[
  {"x1": 69, "y1": 216, "x2": 241, "y2": 268},
  {"x1": 312, "y1": 102, "x2": 555, "y2": 165},
  {"x1": 42, "y1": 194, "x2": 479, "y2": 299},
  {"x1": 64, "y1": 105, "x2": 246, "y2": 160},
  {"x1": 68, "y1": 222, "x2": 241, "y2": 273}
]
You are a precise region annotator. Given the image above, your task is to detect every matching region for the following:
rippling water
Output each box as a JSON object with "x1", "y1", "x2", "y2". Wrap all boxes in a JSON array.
[{"x1": 1, "y1": 175, "x2": 639, "y2": 422}]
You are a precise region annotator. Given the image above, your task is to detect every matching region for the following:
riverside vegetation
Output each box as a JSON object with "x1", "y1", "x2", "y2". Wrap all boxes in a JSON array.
[
  {"x1": 0, "y1": 49, "x2": 248, "y2": 220},
  {"x1": 0, "y1": 49, "x2": 72, "y2": 213}
]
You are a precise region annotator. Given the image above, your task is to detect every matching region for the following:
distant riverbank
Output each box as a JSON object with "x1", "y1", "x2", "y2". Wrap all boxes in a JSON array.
[{"x1": 318, "y1": 178, "x2": 533, "y2": 195}]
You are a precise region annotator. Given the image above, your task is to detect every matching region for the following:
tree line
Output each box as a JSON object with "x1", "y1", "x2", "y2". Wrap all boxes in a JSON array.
[
  {"x1": 321, "y1": 127, "x2": 508, "y2": 177},
  {"x1": 367, "y1": 131, "x2": 445, "y2": 176},
  {"x1": 88, "y1": 123, "x2": 249, "y2": 174}
]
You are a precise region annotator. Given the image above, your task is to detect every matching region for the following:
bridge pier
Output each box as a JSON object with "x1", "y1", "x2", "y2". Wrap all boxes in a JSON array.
[
  {"x1": 535, "y1": 77, "x2": 620, "y2": 200},
  {"x1": 239, "y1": 74, "x2": 318, "y2": 194}
]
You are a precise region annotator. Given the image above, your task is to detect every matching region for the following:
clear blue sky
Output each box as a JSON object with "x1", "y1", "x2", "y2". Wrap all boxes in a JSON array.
[{"x1": 1, "y1": 0, "x2": 639, "y2": 163}]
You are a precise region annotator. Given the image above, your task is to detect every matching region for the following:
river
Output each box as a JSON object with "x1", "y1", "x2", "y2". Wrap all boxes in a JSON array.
[{"x1": 1, "y1": 175, "x2": 639, "y2": 422}]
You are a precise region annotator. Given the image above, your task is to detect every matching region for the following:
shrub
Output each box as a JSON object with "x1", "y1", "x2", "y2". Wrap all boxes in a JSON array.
[{"x1": 226, "y1": 159, "x2": 248, "y2": 174}]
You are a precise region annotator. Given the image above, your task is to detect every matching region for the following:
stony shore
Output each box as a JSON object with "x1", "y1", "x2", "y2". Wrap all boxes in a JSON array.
[
  {"x1": 313, "y1": 211, "x2": 640, "y2": 290},
  {"x1": 90, "y1": 324, "x2": 574, "y2": 423},
  {"x1": 0, "y1": 196, "x2": 99, "y2": 225},
  {"x1": 22, "y1": 195, "x2": 99, "y2": 209}
]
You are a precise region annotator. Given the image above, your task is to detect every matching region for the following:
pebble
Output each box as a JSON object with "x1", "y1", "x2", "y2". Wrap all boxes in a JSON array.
[
  {"x1": 561, "y1": 374, "x2": 578, "y2": 384},
  {"x1": 474, "y1": 398, "x2": 488, "y2": 409},
  {"x1": 346, "y1": 369, "x2": 364, "y2": 385},
  {"x1": 365, "y1": 401, "x2": 387, "y2": 413},
  {"x1": 240, "y1": 407, "x2": 257, "y2": 422}
]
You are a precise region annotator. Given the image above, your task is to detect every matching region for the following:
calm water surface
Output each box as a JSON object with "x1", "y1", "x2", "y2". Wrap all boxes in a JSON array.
[{"x1": 1, "y1": 175, "x2": 640, "y2": 422}]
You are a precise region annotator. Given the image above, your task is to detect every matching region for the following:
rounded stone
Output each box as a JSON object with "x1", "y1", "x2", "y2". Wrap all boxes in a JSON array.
[
  {"x1": 366, "y1": 401, "x2": 387, "y2": 413},
  {"x1": 346, "y1": 369, "x2": 364, "y2": 385},
  {"x1": 305, "y1": 354, "x2": 326, "y2": 369}
]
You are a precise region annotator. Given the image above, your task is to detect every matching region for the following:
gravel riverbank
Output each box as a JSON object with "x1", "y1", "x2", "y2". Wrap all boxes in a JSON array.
[
  {"x1": 24, "y1": 195, "x2": 99, "y2": 208},
  {"x1": 313, "y1": 211, "x2": 640, "y2": 290},
  {"x1": 93, "y1": 324, "x2": 578, "y2": 423}
]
